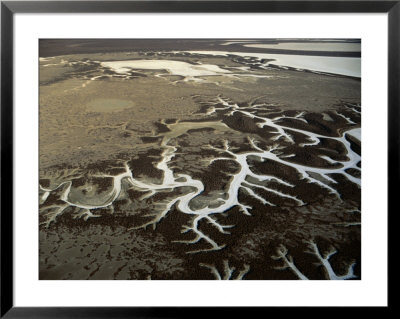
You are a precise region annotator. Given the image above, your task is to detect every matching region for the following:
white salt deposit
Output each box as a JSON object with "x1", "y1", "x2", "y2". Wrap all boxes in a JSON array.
[{"x1": 100, "y1": 60, "x2": 231, "y2": 78}]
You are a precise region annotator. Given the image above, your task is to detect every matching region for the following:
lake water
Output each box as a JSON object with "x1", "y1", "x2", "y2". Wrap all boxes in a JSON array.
[
  {"x1": 243, "y1": 42, "x2": 361, "y2": 52},
  {"x1": 186, "y1": 50, "x2": 361, "y2": 78}
]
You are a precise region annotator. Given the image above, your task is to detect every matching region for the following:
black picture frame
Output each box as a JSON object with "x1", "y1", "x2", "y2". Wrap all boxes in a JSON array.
[{"x1": 1, "y1": 0, "x2": 396, "y2": 317}]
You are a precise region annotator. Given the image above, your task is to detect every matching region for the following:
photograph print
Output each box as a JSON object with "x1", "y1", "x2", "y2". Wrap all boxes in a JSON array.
[{"x1": 39, "y1": 39, "x2": 361, "y2": 280}]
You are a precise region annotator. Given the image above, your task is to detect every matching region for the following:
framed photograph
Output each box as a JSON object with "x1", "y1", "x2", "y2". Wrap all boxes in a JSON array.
[{"x1": 1, "y1": 0, "x2": 396, "y2": 317}]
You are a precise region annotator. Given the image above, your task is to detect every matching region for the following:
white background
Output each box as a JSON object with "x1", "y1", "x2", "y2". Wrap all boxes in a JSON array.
[{"x1": 14, "y1": 13, "x2": 388, "y2": 307}]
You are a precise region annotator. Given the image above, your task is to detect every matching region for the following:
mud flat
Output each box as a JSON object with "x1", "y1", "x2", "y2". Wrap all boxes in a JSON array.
[{"x1": 39, "y1": 39, "x2": 361, "y2": 280}]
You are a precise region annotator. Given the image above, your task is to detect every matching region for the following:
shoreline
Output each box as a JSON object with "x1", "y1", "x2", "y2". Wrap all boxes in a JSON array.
[{"x1": 39, "y1": 39, "x2": 361, "y2": 58}]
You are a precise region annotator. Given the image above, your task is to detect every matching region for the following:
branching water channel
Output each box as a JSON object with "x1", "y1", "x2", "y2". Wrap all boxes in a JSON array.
[{"x1": 40, "y1": 95, "x2": 360, "y2": 256}]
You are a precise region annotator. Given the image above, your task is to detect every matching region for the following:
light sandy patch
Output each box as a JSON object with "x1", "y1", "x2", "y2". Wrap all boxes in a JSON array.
[{"x1": 85, "y1": 98, "x2": 135, "y2": 113}]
